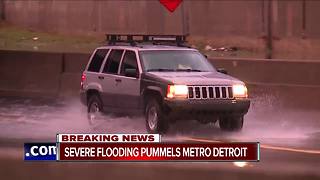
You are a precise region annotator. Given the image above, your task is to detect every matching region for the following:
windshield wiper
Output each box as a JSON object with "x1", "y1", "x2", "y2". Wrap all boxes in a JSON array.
[
  {"x1": 147, "y1": 68, "x2": 204, "y2": 72},
  {"x1": 175, "y1": 69, "x2": 203, "y2": 72},
  {"x1": 146, "y1": 68, "x2": 175, "y2": 72}
]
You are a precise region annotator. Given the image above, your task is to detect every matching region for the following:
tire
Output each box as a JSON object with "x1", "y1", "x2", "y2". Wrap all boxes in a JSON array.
[
  {"x1": 145, "y1": 98, "x2": 169, "y2": 134},
  {"x1": 87, "y1": 94, "x2": 103, "y2": 125},
  {"x1": 219, "y1": 115, "x2": 244, "y2": 131},
  {"x1": 197, "y1": 114, "x2": 217, "y2": 124}
]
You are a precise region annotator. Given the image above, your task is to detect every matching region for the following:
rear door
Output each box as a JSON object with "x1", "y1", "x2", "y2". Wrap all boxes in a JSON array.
[
  {"x1": 85, "y1": 48, "x2": 109, "y2": 95},
  {"x1": 100, "y1": 49, "x2": 125, "y2": 108},
  {"x1": 116, "y1": 50, "x2": 141, "y2": 111}
]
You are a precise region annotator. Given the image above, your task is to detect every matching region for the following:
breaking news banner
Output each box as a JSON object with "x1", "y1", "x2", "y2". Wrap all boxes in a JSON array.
[
  {"x1": 24, "y1": 134, "x2": 260, "y2": 162},
  {"x1": 56, "y1": 133, "x2": 161, "y2": 143}
]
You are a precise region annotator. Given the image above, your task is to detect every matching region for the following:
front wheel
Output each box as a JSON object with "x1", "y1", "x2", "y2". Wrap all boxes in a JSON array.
[
  {"x1": 219, "y1": 115, "x2": 244, "y2": 131},
  {"x1": 145, "y1": 98, "x2": 169, "y2": 134}
]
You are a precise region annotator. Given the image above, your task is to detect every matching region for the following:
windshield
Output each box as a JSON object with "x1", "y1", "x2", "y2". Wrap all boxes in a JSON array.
[{"x1": 139, "y1": 50, "x2": 216, "y2": 72}]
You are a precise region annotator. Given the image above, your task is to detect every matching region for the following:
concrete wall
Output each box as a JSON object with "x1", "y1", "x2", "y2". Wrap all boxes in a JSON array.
[
  {"x1": 3, "y1": 0, "x2": 183, "y2": 35},
  {"x1": 3, "y1": 0, "x2": 320, "y2": 38},
  {"x1": 0, "y1": 50, "x2": 320, "y2": 97}
]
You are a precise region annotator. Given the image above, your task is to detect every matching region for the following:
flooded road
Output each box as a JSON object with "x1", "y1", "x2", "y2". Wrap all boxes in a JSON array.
[
  {"x1": 0, "y1": 87, "x2": 319, "y2": 149},
  {"x1": 0, "y1": 85, "x2": 319, "y2": 179}
]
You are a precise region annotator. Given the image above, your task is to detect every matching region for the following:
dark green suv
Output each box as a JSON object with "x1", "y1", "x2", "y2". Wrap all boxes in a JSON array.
[{"x1": 80, "y1": 35, "x2": 250, "y2": 133}]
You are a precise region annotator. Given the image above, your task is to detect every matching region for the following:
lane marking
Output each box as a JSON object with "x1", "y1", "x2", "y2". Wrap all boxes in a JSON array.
[
  {"x1": 181, "y1": 137, "x2": 222, "y2": 143},
  {"x1": 259, "y1": 144, "x2": 320, "y2": 154},
  {"x1": 181, "y1": 137, "x2": 320, "y2": 155}
]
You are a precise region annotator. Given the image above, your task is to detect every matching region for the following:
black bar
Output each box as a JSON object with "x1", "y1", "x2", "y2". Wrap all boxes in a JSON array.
[
  {"x1": 302, "y1": 0, "x2": 306, "y2": 38},
  {"x1": 266, "y1": 0, "x2": 273, "y2": 59},
  {"x1": 105, "y1": 34, "x2": 188, "y2": 47}
]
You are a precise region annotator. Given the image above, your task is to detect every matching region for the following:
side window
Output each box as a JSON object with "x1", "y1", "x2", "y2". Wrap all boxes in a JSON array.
[
  {"x1": 103, "y1": 49, "x2": 124, "y2": 74},
  {"x1": 87, "y1": 49, "x2": 109, "y2": 72},
  {"x1": 120, "y1": 51, "x2": 138, "y2": 77}
]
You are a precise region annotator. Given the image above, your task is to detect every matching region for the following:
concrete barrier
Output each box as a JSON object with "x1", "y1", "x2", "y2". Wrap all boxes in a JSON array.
[
  {"x1": 0, "y1": 50, "x2": 320, "y2": 97},
  {"x1": 209, "y1": 58, "x2": 320, "y2": 86},
  {"x1": 0, "y1": 50, "x2": 90, "y2": 97},
  {"x1": 59, "y1": 73, "x2": 81, "y2": 96},
  {"x1": 58, "y1": 53, "x2": 89, "y2": 96},
  {"x1": 0, "y1": 50, "x2": 63, "y2": 96},
  {"x1": 63, "y1": 53, "x2": 90, "y2": 73}
]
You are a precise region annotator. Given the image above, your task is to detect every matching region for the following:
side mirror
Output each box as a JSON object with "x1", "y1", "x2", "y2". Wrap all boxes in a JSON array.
[
  {"x1": 124, "y1": 68, "x2": 138, "y2": 78},
  {"x1": 217, "y1": 68, "x2": 228, "y2": 74}
]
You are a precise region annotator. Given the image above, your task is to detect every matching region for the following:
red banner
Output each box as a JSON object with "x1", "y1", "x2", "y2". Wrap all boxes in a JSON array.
[{"x1": 58, "y1": 143, "x2": 259, "y2": 161}]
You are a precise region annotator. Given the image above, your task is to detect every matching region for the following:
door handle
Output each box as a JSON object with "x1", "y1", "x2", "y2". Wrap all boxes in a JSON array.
[
  {"x1": 98, "y1": 76, "x2": 104, "y2": 80},
  {"x1": 115, "y1": 79, "x2": 122, "y2": 82}
]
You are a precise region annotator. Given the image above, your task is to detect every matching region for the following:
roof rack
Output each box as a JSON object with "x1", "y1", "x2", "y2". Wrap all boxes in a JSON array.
[{"x1": 105, "y1": 34, "x2": 189, "y2": 47}]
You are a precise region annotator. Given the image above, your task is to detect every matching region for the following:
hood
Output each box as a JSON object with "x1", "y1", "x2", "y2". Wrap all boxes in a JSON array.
[{"x1": 145, "y1": 71, "x2": 244, "y2": 86}]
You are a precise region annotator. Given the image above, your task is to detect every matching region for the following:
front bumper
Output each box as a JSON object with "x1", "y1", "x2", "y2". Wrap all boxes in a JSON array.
[{"x1": 164, "y1": 98, "x2": 250, "y2": 115}]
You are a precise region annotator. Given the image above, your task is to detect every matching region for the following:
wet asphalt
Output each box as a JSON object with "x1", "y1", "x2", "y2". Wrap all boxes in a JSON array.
[{"x1": 0, "y1": 85, "x2": 319, "y2": 179}]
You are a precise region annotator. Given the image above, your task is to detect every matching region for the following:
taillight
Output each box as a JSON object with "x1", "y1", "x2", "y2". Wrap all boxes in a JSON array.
[{"x1": 80, "y1": 73, "x2": 86, "y2": 89}]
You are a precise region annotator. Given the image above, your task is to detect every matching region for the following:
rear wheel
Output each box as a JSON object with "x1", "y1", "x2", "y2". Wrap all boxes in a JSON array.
[
  {"x1": 219, "y1": 115, "x2": 244, "y2": 131},
  {"x1": 87, "y1": 94, "x2": 103, "y2": 125},
  {"x1": 145, "y1": 98, "x2": 169, "y2": 134}
]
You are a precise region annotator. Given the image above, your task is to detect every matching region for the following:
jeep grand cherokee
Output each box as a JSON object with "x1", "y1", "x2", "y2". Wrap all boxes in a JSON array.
[{"x1": 80, "y1": 35, "x2": 250, "y2": 133}]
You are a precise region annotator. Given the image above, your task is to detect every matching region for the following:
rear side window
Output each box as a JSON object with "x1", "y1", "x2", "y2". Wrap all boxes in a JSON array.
[
  {"x1": 103, "y1": 49, "x2": 124, "y2": 74},
  {"x1": 87, "y1": 49, "x2": 109, "y2": 72}
]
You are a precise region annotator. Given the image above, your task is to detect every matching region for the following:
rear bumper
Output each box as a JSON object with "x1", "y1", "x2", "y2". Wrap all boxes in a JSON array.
[{"x1": 164, "y1": 98, "x2": 250, "y2": 115}]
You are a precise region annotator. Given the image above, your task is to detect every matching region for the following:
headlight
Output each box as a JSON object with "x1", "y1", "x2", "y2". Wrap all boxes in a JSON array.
[
  {"x1": 167, "y1": 85, "x2": 188, "y2": 99},
  {"x1": 232, "y1": 84, "x2": 248, "y2": 98}
]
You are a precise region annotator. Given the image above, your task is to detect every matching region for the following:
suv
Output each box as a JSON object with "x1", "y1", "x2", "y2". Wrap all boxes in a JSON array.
[{"x1": 80, "y1": 35, "x2": 250, "y2": 133}]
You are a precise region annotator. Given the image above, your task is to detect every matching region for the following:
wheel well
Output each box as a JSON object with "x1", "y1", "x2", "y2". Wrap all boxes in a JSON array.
[
  {"x1": 86, "y1": 89, "x2": 100, "y2": 102},
  {"x1": 143, "y1": 90, "x2": 163, "y2": 110}
]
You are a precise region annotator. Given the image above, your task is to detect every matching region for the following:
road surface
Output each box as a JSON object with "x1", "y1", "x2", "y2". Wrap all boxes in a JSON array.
[{"x1": 0, "y1": 85, "x2": 319, "y2": 179}]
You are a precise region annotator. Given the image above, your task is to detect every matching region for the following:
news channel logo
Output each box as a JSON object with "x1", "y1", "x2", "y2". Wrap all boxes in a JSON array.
[{"x1": 24, "y1": 143, "x2": 57, "y2": 161}]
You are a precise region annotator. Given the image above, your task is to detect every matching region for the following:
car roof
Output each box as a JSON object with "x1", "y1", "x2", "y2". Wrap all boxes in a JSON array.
[{"x1": 96, "y1": 45, "x2": 198, "y2": 51}]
